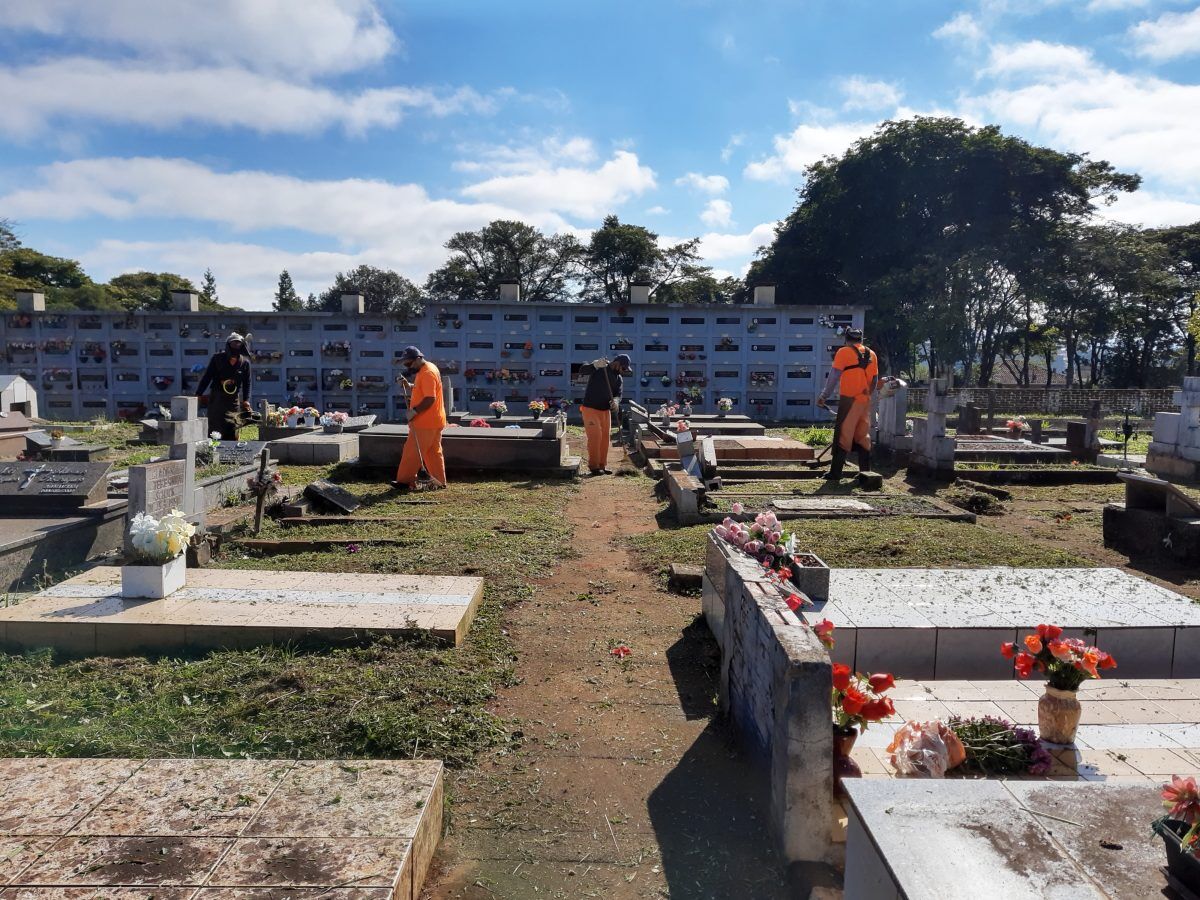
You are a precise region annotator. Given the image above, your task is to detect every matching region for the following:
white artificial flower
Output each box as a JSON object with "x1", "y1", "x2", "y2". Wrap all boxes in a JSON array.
[{"x1": 209, "y1": 431, "x2": 221, "y2": 440}]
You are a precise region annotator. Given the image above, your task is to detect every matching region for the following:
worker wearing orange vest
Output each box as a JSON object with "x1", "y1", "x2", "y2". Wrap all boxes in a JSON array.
[{"x1": 817, "y1": 328, "x2": 878, "y2": 480}]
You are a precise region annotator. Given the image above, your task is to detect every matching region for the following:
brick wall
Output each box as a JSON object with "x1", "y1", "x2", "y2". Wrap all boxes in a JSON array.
[{"x1": 906, "y1": 386, "x2": 1177, "y2": 416}]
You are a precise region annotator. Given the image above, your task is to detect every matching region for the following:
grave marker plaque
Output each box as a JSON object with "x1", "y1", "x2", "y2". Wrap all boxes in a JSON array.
[
  {"x1": 214, "y1": 440, "x2": 267, "y2": 467},
  {"x1": 0, "y1": 461, "x2": 110, "y2": 512},
  {"x1": 127, "y1": 459, "x2": 187, "y2": 521},
  {"x1": 304, "y1": 479, "x2": 362, "y2": 514}
]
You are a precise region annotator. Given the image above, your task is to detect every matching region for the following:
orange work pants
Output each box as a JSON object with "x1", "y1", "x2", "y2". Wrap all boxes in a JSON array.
[
  {"x1": 581, "y1": 406, "x2": 611, "y2": 471},
  {"x1": 395, "y1": 426, "x2": 447, "y2": 487},
  {"x1": 836, "y1": 398, "x2": 872, "y2": 453}
]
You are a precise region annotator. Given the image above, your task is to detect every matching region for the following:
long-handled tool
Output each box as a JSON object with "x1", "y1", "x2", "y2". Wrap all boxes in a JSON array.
[
  {"x1": 801, "y1": 398, "x2": 839, "y2": 468},
  {"x1": 398, "y1": 378, "x2": 445, "y2": 490}
]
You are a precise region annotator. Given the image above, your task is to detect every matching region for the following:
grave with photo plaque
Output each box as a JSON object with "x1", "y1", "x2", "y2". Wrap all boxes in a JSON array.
[
  {"x1": 215, "y1": 439, "x2": 267, "y2": 467},
  {"x1": 0, "y1": 461, "x2": 111, "y2": 512}
]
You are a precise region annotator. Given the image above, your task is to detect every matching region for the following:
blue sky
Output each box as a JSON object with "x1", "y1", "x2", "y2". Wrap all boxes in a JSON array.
[{"x1": 1, "y1": 0, "x2": 1198, "y2": 309}]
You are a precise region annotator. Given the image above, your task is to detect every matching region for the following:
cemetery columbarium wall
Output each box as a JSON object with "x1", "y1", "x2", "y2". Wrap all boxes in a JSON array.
[
  {"x1": 702, "y1": 533, "x2": 834, "y2": 866},
  {"x1": 0, "y1": 298, "x2": 863, "y2": 422}
]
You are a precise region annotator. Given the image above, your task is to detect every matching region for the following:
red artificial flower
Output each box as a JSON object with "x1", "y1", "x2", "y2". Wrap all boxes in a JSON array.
[
  {"x1": 832, "y1": 663, "x2": 852, "y2": 693},
  {"x1": 1014, "y1": 652, "x2": 1035, "y2": 678},
  {"x1": 841, "y1": 686, "x2": 868, "y2": 717},
  {"x1": 610, "y1": 644, "x2": 631, "y2": 659},
  {"x1": 812, "y1": 619, "x2": 835, "y2": 648},
  {"x1": 1000, "y1": 641, "x2": 1016, "y2": 659},
  {"x1": 1048, "y1": 640, "x2": 1072, "y2": 662},
  {"x1": 1098, "y1": 652, "x2": 1117, "y2": 670},
  {"x1": 785, "y1": 593, "x2": 803, "y2": 612},
  {"x1": 860, "y1": 697, "x2": 895, "y2": 722},
  {"x1": 1036, "y1": 624, "x2": 1064, "y2": 641},
  {"x1": 1163, "y1": 775, "x2": 1200, "y2": 824},
  {"x1": 1024, "y1": 634, "x2": 1043, "y2": 654},
  {"x1": 868, "y1": 672, "x2": 895, "y2": 694}
]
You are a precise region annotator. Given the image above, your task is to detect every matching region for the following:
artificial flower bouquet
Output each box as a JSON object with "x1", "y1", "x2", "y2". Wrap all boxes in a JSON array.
[
  {"x1": 128, "y1": 510, "x2": 195, "y2": 564},
  {"x1": 488, "y1": 400, "x2": 508, "y2": 416},
  {"x1": 833, "y1": 665, "x2": 896, "y2": 731},
  {"x1": 717, "y1": 397, "x2": 734, "y2": 412},
  {"x1": 528, "y1": 398, "x2": 548, "y2": 414},
  {"x1": 1001, "y1": 624, "x2": 1116, "y2": 690}
]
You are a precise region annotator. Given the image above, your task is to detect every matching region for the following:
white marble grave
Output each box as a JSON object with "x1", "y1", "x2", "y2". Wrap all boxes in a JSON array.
[{"x1": 1148, "y1": 375, "x2": 1200, "y2": 479}]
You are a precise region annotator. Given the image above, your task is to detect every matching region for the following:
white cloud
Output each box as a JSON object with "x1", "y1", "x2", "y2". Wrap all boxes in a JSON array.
[
  {"x1": 461, "y1": 150, "x2": 656, "y2": 219},
  {"x1": 452, "y1": 137, "x2": 598, "y2": 176},
  {"x1": 700, "y1": 199, "x2": 733, "y2": 228},
  {"x1": 0, "y1": 58, "x2": 500, "y2": 135},
  {"x1": 674, "y1": 172, "x2": 730, "y2": 194},
  {"x1": 744, "y1": 122, "x2": 875, "y2": 181},
  {"x1": 933, "y1": 12, "x2": 986, "y2": 45},
  {"x1": 963, "y1": 40, "x2": 1200, "y2": 189},
  {"x1": 1103, "y1": 190, "x2": 1200, "y2": 228},
  {"x1": 695, "y1": 222, "x2": 778, "y2": 264},
  {"x1": 839, "y1": 76, "x2": 903, "y2": 111},
  {"x1": 1130, "y1": 7, "x2": 1200, "y2": 61},
  {"x1": 982, "y1": 40, "x2": 1097, "y2": 78},
  {"x1": 2, "y1": 0, "x2": 395, "y2": 77},
  {"x1": 720, "y1": 133, "x2": 746, "y2": 162},
  {"x1": 645, "y1": 205, "x2": 670, "y2": 215},
  {"x1": 1088, "y1": 0, "x2": 1150, "y2": 10}
]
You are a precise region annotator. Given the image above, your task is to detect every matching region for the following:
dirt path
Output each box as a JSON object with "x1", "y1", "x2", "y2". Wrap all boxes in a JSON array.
[{"x1": 423, "y1": 442, "x2": 788, "y2": 899}]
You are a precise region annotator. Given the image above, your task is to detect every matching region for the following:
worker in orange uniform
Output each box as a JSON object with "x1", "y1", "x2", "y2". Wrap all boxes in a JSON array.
[
  {"x1": 817, "y1": 328, "x2": 878, "y2": 480},
  {"x1": 393, "y1": 346, "x2": 447, "y2": 490},
  {"x1": 578, "y1": 354, "x2": 631, "y2": 475}
]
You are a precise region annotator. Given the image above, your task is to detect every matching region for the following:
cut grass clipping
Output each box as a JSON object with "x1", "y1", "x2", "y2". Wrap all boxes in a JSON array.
[{"x1": 0, "y1": 472, "x2": 577, "y2": 765}]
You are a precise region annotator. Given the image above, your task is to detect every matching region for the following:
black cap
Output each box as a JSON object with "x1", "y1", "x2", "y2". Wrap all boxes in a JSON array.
[
  {"x1": 845, "y1": 328, "x2": 863, "y2": 341},
  {"x1": 399, "y1": 346, "x2": 423, "y2": 361},
  {"x1": 612, "y1": 353, "x2": 632, "y2": 372}
]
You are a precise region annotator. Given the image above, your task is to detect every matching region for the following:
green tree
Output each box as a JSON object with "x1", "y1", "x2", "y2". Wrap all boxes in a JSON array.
[
  {"x1": 1147, "y1": 222, "x2": 1200, "y2": 375},
  {"x1": 273, "y1": 269, "x2": 302, "y2": 311},
  {"x1": 425, "y1": 220, "x2": 582, "y2": 302},
  {"x1": 748, "y1": 117, "x2": 1140, "y2": 377},
  {"x1": 580, "y1": 215, "x2": 714, "y2": 303},
  {"x1": 0, "y1": 218, "x2": 19, "y2": 251},
  {"x1": 314, "y1": 265, "x2": 424, "y2": 318},
  {"x1": 199, "y1": 268, "x2": 218, "y2": 306},
  {"x1": 107, "y1": 271, "x2": 197, "y2": 310}
]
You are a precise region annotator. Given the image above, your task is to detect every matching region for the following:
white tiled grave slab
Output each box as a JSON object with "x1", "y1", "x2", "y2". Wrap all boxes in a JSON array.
[
  {"x1": 809, "y1": 568, "x2": 1200, "y2": 680},
  {"x1": 0, "y1": 567, "x2": 484, "y2": 655},
  {"x1": 841, "y1": 779, "x2": 1165, "y2": 900},
  {"x1": 0, "y1": 758, "x2": 442, "y2": 900}
]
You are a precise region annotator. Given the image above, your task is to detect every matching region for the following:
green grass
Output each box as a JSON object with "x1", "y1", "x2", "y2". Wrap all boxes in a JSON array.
[
  {"x1": 0, "y1": 472, "x2": 578, "y2": 766},
  {"x1": 625, "y1": 518, "x2": 1090, "y2": 585},
  {"x1": 774, "y1": 426, "x2": 833, "y2": 447}
]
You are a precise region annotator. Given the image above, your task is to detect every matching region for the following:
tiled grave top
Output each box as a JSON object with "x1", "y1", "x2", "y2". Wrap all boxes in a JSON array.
[
  {"x1": 842, "y1": 779, "x2": 1165, "y2": 900},
  {"x1": 0, "y1": 567, "x2": 484, "y2": 652},
  {"x1": 0, "y1": 758, "x2": 442, "y2": 899},
  {"x1": 849, "y1": 677, "x2": 1200, "y2": 780},
  {"x1": 819, "y1": 567, "x2": 1200, "y2": 630}
]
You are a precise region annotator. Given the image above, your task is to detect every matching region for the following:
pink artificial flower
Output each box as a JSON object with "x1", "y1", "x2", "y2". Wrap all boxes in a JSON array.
[
  {"x1": 1163, "y1": 775, "x2": 1200, "y2": 824},
  {"x1": 731, "y1": 502, "x2": 744, "y2": 515}
]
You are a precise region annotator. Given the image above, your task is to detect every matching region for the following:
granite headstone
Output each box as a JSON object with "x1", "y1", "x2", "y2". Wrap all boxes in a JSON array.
[{"x1": 0, "y1": 461, "x2": 110, "y2": 512}]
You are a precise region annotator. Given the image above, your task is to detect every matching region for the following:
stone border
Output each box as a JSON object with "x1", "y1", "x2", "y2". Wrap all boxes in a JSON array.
[
  {"x1": 702, "y1": 532, "x2": 833, "y2": 865},
  {"x1": 954, "y1": 466, "x2": 1118, "y2": 485}
]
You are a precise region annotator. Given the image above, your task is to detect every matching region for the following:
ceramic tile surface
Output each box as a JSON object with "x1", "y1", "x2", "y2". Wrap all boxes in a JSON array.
[{"x1": 0, "y1": 759, "x2": 442, "y2": 899}]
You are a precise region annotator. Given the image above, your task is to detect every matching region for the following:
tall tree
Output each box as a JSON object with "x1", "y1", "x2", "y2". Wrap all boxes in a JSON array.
[
  {"x1": 748, "y1": 117, "x2": 1140, "y2": 377},
  {"x1": 273, "y1": 269, "x2": 302, "y2": 311},
  {"x1": 580, "y1": 216, "x2": 714, "y2": 303},
  {"x1": 425, "y1": 220, "x2": 582, "y2": 302},
  {"x1": 107, "y1": 271, "x2": 197, "y2": 310},
  {"x1": 199, "y1": 268, "x2": 218, "y2": 306},
  {"x1": 1147, "y1": 222, "x2": 1200, "y2": 376},
  {"x1": 0, "y1": 218, "x2": 19, "y2": 251},
  {"x1": 314, "y1": 265, "x2": 424, "y2": 318}
]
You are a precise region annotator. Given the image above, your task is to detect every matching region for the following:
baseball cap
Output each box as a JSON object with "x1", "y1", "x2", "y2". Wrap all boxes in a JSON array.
[
  {"x1": 612, "y1": 354, "x2": 632, "y2": 372},
  {"x1": 844, "y1": 328, "x2": 863, "y2": 341},
  {"x1": 399, "y1": 346, "x2": 423, "y2": 362}
]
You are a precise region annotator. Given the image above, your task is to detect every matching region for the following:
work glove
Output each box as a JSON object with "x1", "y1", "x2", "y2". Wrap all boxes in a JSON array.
[
  {"x1": 609, "y1": 399, "x2": 619, "y2": 415},
  {"x1": 816, "y1": 396, "x2": 828, "y2": 410}
]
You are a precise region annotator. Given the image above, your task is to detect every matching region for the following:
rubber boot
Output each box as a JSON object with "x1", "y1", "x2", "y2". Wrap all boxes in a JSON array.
[
  {"x1": 857, "y1": 447, "x2": 872, "y2": 473},
  {"x1": 825, "y1": 445, "x2": 846, "y2": 480}
]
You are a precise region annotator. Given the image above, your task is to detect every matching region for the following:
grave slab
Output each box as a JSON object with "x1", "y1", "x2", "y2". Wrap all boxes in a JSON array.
[
  {"x1": 268, "y1": 432, "x2": 358, "y2": 465},
  {"x1": 843, "y1": 779, "x2": 1166, "y2": 900},
  {"x1": 810, "y1": 567, "x2": 1200, "y2": 680},
  {"x1": 0, "y1": 567, "x2": 485, "y2": 652},
  {"x1": 0, "y1": 758, "x2": 442, "y2": 899},
  {"x1": 0, "y1": 461, "x2": 110, "y2": 512}
]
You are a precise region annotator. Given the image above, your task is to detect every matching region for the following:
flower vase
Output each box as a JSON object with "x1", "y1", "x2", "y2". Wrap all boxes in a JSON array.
[
  {"x1": 833, "y1": 725, "x2": 862, "y2": 797},
  {"x1": 1009, "y1": 427, "x2": 1023, "y2": 439},
  {"x1": 1153, "y1": 818, "x2": 1200, "y2": 895},
  {"x1": 1038, "y1": 686, "x2": 1082, "y2": 743},
  {"x1": 532, "y1": 410, "x2": 542, "y2": 420},
  {"x1": 121, "y1": 555, "x2": 186, "y2": 599},
  {"x1": 492, "y1": 411, "x2": 502, "y2": 420},
  {"x1": 286, "y1": 415, "x2": 299, "y2": 427},
  {"x1": 50, "y1": 437, "x2": 63, "y2": 449},
  {"x1": 323, "y1": 423, "x2": 343, "y2": 434}
]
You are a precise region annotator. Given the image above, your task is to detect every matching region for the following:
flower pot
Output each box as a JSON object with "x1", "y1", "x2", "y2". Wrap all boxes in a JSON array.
[
  {"x1": 1154, "y1": 818, "x2": 1200, "y2": 895},
  {"x1": 833, "y1": 725, "x2": 862, "y2": 797},
  {"x1": 790, "y1": 551, "x2": 830, "y2": 603},
  {"x1": 323, "y1": 424, "x2": 343, "y2": 434},
  {"x1": 121, "y1": 554, "x2": 186, "y2": 599},
  {"x1": 1038, "y1": 685, "x2": 1082, "y2": 743},
  {"x1": 492, "y1": 411, "x2": 502, "y2": 419},
  {"x1": 50, "y1": 438, "x2": 63, "y2": 449},
  {"x1": 532, "y1": 410, "x2": 542, "y2": 420}
]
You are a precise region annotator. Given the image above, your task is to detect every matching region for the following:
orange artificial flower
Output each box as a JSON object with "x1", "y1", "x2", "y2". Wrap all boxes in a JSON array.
[{"x1": 1024, "y1": 634, "x2": 1043, "y2": 654}]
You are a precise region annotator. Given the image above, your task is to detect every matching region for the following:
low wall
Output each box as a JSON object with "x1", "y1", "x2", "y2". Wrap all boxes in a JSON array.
[
  {"x1": 702, "y1": 532, "x2": 833, "y2": 865},
  {"x1": 908, "y1": 386, "x2": 1177, "y2": 416},
  {"x1": 356, "y1": 424, "x2": 572, "y2": 473}
]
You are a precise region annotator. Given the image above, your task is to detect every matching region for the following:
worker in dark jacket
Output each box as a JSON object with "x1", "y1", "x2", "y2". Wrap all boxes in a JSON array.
[
  {"x1": 196, "y1": 332, "x2": 252, "y2": 439},
  {"x1": 578, "y1": 354, "x2": 630, "y2": 475}
]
